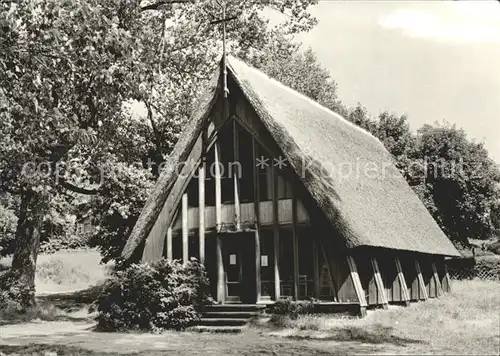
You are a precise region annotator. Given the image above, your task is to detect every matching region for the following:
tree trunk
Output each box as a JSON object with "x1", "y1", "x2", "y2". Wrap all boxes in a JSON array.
[{"x1": 8, "y1": 191, "x2": 42, "y2": 308}]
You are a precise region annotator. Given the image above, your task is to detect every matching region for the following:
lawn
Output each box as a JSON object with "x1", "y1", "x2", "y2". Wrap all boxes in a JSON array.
[
  {"x1": 265, "y1": 279, "x2": 500, "y2": 355},
  {"x1": 0, "y1": 250, "x2": 499, "y2": 355},
  {"x1": 0, "y1": 249, "x2": 111, "y2": 295}
]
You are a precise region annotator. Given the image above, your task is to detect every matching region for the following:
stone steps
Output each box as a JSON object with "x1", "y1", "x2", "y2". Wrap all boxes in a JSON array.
[{"x1": 192, "y1": 304, "x2": 266, "y2": 333}]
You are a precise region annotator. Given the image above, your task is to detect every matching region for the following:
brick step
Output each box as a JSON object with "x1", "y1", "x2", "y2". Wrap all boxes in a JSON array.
[
  {"x1": 199, "y1": 318, "x2": 249, "y2": 327},
  {"x1": 203, "y1": 304, "x2": 267, "y2": 313},
  {"x1": 202, "y1": 311, "x2": 262, "y2": 319},
  {"x1": 189, "y1": 325, "x2": 246, "y2": 333}
]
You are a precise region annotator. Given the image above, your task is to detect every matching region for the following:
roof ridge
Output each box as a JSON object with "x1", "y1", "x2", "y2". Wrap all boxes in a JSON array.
[{"x1": 226, "y1": 55, "x2": 385, "y2": 148}]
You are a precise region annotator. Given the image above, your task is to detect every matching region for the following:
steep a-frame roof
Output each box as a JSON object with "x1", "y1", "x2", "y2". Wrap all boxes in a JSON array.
[{"x1": 122, "y1": 56, "x2": 460, "y2": 260}]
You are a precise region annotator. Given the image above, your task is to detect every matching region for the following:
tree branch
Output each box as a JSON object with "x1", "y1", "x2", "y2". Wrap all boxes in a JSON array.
[
  {"x1": 59, "y1": 179, "x2": 99, "y2": 195},
  {"x1": 140, "y1": 0, "x2": 193, "y2": 12},
  {"x1": 145, "y1": 100, "x2": 164, "y2": 156}
]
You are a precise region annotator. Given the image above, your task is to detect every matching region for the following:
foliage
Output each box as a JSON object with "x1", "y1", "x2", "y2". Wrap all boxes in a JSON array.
[
  {"x1": 487, "y1": 240, "x2": 500, "y2": 255},
  {"x1": 474, "y1": 255, "x2": 500, "y2": 277},
  {"x1": 0, "y1": 201, "x2": 17, "y2": 257},
  {"x1": 84, "y1": 160, "x2": 155, "y2": 264},
  {"x1": 254, "y1": 47, "x2": 346, "y2": 114},
  {"x1": 39, "y1": 235, "x2": 90, "y2": 254},
  {"x1": 269, "y1": 298, "x2": 316, "y2": 320},
  {"x1": 0, "y1": 271, "x2": 33, "y2": 312},
  {"x1": 411, "y1": 123, "x2": 500, "y2": 242},
  {"x1": 90, "y1": 258, "x2": 210, "y2": 331}
]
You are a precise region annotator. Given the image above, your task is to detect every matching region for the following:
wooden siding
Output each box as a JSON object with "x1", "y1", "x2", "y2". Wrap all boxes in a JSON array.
[{"x1": 171, "y1": 198, "x2": 309, "y2": 232}]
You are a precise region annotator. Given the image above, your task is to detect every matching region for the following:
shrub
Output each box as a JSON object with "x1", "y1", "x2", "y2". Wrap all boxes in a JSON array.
[
  {"x1": 39, "y1": 234, "x2": 91, "y2": 254},
  {"x1": 487, "y1": 241, "x2": 500, "y2": 255},
  {"x1": 0, "y1": 205, "x2": 17, "y2": 257},
  {"x1": 475, "y1": 255, "x2": 500, "y2": 277},
  {"x1": 269, "y1": 298, "x2": 316, "y2": 320},
  {"x1": 90, "y1": 258, "x2": 210, "y2": 332},
  {"x1": 0, "y1": 271, "x2": 34, "y2": 313}
]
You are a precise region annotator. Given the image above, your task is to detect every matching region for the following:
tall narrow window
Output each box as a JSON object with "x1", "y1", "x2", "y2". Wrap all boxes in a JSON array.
[
  {"x1": 297, "y1": 228, "x2": 314, "y2": 299},
  {"x1": 257, "y1": 146, "x2": 272, "y2": 201},
  {"x1": 237, "y1": 124, "x2": 254, "y2": 202},
  {"x1": 205, "y1": 148, "x2": 215, "y2": 206},
  {"x1": 219, "y1": 122, "x2": 234, "y2": 203}
]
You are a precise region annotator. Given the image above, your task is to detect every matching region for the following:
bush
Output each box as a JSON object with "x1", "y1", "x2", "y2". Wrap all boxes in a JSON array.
[
  {"x1": 269, "y1": 298, "x2": 316, "y2": 320},
  {"x1": 487, "y1": 241, "x2": 500, "y2": 255},
  {"x1": 0, "y1": 205, "x2": 17, "y2": 257},
  {"x1": 475, "y1": 255, "x2": 500, "y2": 277},
  {"x1": 0, "y1": 272, "x2": 35, "y2": 313},
  {"x1": 39, "y1": 234, "x2": 91, "y2": 254},
  {"x1": 90, "y1": 258, "x2": 210, "y2": 332}
]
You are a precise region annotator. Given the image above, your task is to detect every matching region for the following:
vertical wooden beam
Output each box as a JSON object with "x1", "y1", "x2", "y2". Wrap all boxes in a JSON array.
[
  {"x1": 216, "y1": 234, "x2": 224, "y2": 303},
  {"x1": 252, "y1": 138, "x2": 261, "y2": 302},
  {"x1": 370, "y1": 257, "x2": 389, "y2": 308},
  {"x1": 313, "y1": 236, "x2": 320, "y2": 298},
  {"x1": 233, "y1": 120, "x2": 241, "y2": 230},
  {"x1": 291, "y1": 184, "x2": 299, "y2": 301},
  {"x1": 394, "y1": 257, "x2": 410, "y2": 305},
  {"x1": 166, "y1": 226, "x2": 173, "y2": 261},
  {"x1": 254, "y1": 228, "x2": 261, "y2": 303},
  {"x1": 432, "y1": 262, "x2": 443, "y2": 297},
  {"x1": 214, "y1": 141, "x2": 222, "y2": 233},
  {"x1": 198, "y1": 164, "x2": 205, "y2": 264},
  {"x1": 443, "y1": 263, "x2": 452, "y2": 293},
  {"x1": 415, "y1": 260, "x2": 429, "y2": 300},
  {"x1": 347, "y1": 255, "x2": 368, "y2": 312},
  {"x1": 182, "y1": 193, "x2": 188, "y2": 264},
  {"x1": 319, "y1": 239, "x2": 337, "y2": 301},
  {"x1": 271, "y1": 159, "x2": 281, "y2": 300},
  {"x1": 214, "y1": 138, "x2": 224, "y2": 302}
]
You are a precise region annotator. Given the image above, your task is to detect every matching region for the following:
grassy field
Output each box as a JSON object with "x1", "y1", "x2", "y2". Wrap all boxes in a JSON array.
[
  {"x1": 0, "y1": 249, "x2": 111, "y2": 295},
  {"x1": 0, "y1": 250, "x2": 499, "y2": 355},
  {"x1": 265, "y1": 279, "x2": 500, "y2": 355}
]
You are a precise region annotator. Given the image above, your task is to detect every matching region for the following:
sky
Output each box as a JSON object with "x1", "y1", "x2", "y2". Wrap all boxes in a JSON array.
[{"x1": 282, "y1": 0, "x2": 500, "y2": 163}]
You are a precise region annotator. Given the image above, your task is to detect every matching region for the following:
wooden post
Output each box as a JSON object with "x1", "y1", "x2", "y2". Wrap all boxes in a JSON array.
[
  {"x1": 182, "y1": 193, "x2": 188, "y2": 264},
  {"x1": 198, "y1": 164, "x2": 205, "y2": 264},
  {"x1": 394, "y1": 257, "x2": 410, "y2": 305},
  {"x1": 313, "y1": 237, "x2": 320, "y2": 298},
  {"x1": 292, "y1": 188, "x2": 299, "y2": 301},
  {"x1": 252, "y1": 138, "x2": 261, "y2": 302},
  {"x1": 347, "y1": 255, "x2": 368, "y2": 314},
  {"x1": 214, "y1": 141, "x2": 222, "y2": 232},
  {"x1": 443, "y1": 263, "x2": 451, "y2": 293},
  {"x1": 166, "y1": 226, "x2": 173, "y2": 261},
  {"x1": 319, "y1": 239, "x2": 337, "y2": 301},
  {"x1": 216, "y1": 234, "x2": 224, "y2": 303},
  {"x1": 233, "y1": 120, "x2": 240, "y2": 230},
  {"x1": 415, "y1": 260, "x2": 429, "y2": 300},
  {"x1": 370, "y1": 257, "x2": 389, "y2": 308},
  {"x1": 271, "y1": 160, "x2": 281, "y2": 300},
  {"x1": 214, "y1": 139, "x2": 224, "y2": 302},
  {"x1": 431, "y1": 262, "x2": 443, "y2": 297},
  {"x1": 254, "y1": 228, "x2": 261, "y2": 303}
]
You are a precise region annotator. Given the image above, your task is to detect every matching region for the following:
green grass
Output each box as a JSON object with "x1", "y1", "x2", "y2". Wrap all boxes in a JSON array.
[
  {"x1": 0, "y1": 344, "x2": 146, "y2": 356},
  {"x1": 0, "y1": 249, "x2": 112, "y2": 295},
  {"x1": 267, "y1": 280, "x2": 500, "y2": 354}
]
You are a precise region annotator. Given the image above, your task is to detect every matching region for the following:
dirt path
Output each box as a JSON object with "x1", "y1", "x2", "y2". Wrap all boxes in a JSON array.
[{"x1": 0, "y1": 318, "x2": 397, "y2": 355}]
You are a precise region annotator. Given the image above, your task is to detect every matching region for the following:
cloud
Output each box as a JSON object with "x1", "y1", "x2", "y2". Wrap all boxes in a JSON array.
[{"x1": 379, "y1": 2, "x2": 500, "y2": 44}]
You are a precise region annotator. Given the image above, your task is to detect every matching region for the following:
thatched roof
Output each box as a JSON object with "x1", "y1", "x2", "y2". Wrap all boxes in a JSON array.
[{"x1": 122, "y1": 56, "x2": 460, "y2": 260}]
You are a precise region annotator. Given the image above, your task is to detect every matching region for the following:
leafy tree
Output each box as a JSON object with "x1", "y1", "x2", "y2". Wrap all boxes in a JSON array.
[
  {"x1": 0, "y1": 0, "x2": 320, "y2": 305},
  {"x1": 412, "y1": 123, "x2": 500, "y2": 243},
  {"x1": 345, "y1": 103, "x2": 377, "y2": 134},
  {"x1": 0, "y1": 0, "x2": 146, "y2": 306},
  {"x1": 254, "y1": 47, "x2": 346, "y2": 114}
]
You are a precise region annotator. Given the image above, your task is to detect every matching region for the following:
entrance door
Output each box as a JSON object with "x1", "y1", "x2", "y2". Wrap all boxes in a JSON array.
[
  {"x1": 221, "y1": 233, "x2": 256, "y2": 303},
  {"x1": 222, "y1": 236, "x2": 242, "y2": 302}
]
